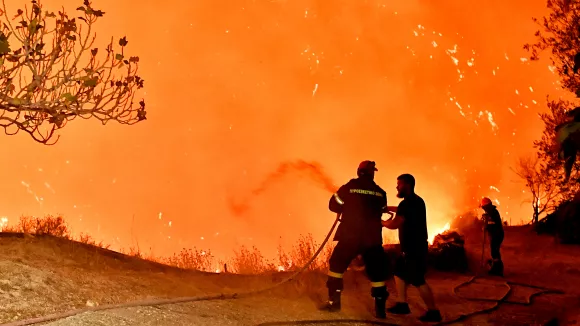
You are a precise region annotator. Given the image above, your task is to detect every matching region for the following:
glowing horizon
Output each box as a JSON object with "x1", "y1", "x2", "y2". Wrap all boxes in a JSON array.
[{"x1": 0, "y1": 0, "x2": 571, "y2": 260}]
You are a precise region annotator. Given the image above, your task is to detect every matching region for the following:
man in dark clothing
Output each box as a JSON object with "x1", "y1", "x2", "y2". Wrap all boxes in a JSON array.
[
  {"x1": 382, "y1": 174, "x2": 442, "y2": 323},
  {"x1": 321, "y1": 160, "x2": 390, "y2": 319},
  {"x1": 480, "y1": 197, "x2": 504, "y2": 276}
]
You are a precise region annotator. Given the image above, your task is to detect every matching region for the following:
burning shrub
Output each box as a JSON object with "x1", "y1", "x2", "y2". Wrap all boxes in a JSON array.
[{"x1": 428, "y1": 231, "x2": 469, "y2": 273}]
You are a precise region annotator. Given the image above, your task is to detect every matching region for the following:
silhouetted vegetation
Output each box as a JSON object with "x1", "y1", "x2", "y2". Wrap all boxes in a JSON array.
[
  {"x1": 522, "y1": 0, "x2": 580, "y2": 238},
  {"x1": 513, "y1": 155, "x2": 562, "y2": 224},
  {"x1": 2, "y1": 214, "x2": 70, "y2": 237},
  {"x1": 526, "y1": 0, "x2": 580, "y2": 96},
  {"x1": 524, "y1": 0, "x2": 580, "y2": 191},
  {"x1": 0, "y1": 0, "x2": 146, "y2": 144},
  {"x1": 537, "y1": 197, "x2": 580, "y2": 244}
]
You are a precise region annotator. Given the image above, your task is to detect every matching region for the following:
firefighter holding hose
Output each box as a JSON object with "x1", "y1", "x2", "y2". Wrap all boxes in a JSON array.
[
  {"x1": 480, "y1": 197, "x2": 504, "y2": 277},
  {"x1": 320, "y1": 160, "x2": 390, "y2": 319}
]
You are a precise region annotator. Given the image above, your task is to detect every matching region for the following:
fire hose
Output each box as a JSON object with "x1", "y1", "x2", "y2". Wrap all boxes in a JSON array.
[
  {"x1": 0, "y1": 213, "x2": 566, "y2": 326},
  {"x1": 431, "y1": 230, "x2": 564, "y2": 326},
  {"x1": 255, "y1": 226, "x2": 565, "y2": 326}
]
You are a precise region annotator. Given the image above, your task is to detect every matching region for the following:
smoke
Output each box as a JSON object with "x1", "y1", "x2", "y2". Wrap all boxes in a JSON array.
[
  {"x1": 0, "y1": 0, "x2": 565, "y2": 258},
  {"x1": 228, "y1": 160, "x2": 338, "y2": 216}
]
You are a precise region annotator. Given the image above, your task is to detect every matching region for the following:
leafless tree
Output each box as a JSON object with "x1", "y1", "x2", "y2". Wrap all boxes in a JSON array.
[
  {"x1": 0, "y1": 0, "x2": 145, "y2": 145},
  {"x1": 513, "y1": 156, "x2": 561, "y2": 224}
]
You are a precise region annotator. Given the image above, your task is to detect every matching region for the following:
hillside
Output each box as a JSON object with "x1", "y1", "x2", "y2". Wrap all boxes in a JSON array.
[{"x1": 0, "y1": 226, "x2": 579, "y2": 326}]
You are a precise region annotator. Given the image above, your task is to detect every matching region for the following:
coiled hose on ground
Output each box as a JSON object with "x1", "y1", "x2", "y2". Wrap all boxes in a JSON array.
[
  {"x1": 255, "y1": 225, "x2": 565, "y2": 326},
  {"x1": 253, "y1": 276, "x2": 564, "y2": 326},
  {"x1": 0, "y1": 213, "x2": 565, "y2": 326}
]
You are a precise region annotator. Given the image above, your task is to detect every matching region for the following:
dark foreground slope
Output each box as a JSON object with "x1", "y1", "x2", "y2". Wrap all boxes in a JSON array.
[{"x1": 0, "y1": 226, "x2": 579, "y2": 326}]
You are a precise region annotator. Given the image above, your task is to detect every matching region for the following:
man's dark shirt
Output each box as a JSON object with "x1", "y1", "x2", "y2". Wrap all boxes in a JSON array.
[
  {"x1": 482, "y1": 204, "x2": 504, "y2": 236},
  {"x1": 328, "y1": 177, "x2": 387, "y2": 247},
  {"x1": 396, "y1": 193, "x2": 428, "y2": 254}
]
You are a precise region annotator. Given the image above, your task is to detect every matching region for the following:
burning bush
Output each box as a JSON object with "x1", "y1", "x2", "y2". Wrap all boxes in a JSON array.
[{"x1": 428, "y1": 230, "x2": 469, "y2": 272}]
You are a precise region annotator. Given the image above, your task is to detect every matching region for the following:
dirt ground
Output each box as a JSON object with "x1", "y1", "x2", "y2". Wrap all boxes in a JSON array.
[{"x1": 0, "y1": 226, "x2": 579, "y2": 326}]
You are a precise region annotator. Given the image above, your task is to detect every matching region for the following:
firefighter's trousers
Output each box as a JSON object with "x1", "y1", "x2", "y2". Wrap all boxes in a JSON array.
[
  {"x1": 326, "y1": 241, "x2": 389, "y2": 299},
  {"x1": 489, "y1": 231, "x2": 504, "y2": 261}
]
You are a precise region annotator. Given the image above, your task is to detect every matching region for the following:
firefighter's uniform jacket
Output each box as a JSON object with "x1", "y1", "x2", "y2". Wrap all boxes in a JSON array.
[
  {"x1": 482, "y1": 204, "x2": 503, "y2": 237},
  {"x1": 329, "y1": 177, "x2": 387, "y2": 248}
]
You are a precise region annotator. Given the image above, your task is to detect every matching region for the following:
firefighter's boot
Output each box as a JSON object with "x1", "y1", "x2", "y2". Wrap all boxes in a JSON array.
[
  {"x1": 488, "y1": 259, "x2": 504, "y2": 277},
  {"x1": 374, "y1": 297, "x2": 387, "y2": 319},
  {"x1": 371, "y1": 285, "x2": 389, "y2": 319},
  {"x1": 319, "y1": 289, "x2": 341, "y2": 312},
  {"x1": 321, "y1": 275, "x2": 343, "y2": 312}
]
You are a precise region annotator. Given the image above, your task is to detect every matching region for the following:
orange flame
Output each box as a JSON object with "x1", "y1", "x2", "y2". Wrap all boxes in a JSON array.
[{"x1": 428, "y1": 222, "x2": 451, "y2": 244}]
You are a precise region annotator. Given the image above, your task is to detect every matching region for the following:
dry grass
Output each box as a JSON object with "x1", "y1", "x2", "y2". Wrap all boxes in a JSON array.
[
  {"x1": 2, "y1": 215, "x2": 70, "y2": 238},
  {"x1": 164, "y1": 248, "x2": 216, "y2": 271},
  {"x1": 279, "y1": 234, "x2": 334, "y2": 272},
  {"x1": 0, "y1": 215, "x2": 334, "y2": 275}
]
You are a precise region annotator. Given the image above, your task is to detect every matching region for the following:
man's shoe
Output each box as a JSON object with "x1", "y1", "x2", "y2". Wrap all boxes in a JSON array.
[
  {"x1": 488, "y1": 260, "x2": 504, "y2": 277},
  {"x1": 387, "y1": 302, "x2": 411, "y2": 315},
  {"x1": 488, "y1": 268, "x2": 504, "y2": 277},
  {"x1": 419, "y1": 309, "x2": 442, "y2": 322}
]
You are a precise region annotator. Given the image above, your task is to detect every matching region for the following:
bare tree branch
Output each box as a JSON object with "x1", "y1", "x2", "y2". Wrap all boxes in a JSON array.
[
  {"x1": 512, "y1": 155, "x2": 563, "y2": 223},
  {"x1": 0, "y1": 0, "x2": 146, "y2": 145}
]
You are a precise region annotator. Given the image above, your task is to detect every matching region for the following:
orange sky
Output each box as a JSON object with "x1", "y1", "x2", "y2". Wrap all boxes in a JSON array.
[{"x1": 0, "y1": 0, "x2": 569, "y2": 260}]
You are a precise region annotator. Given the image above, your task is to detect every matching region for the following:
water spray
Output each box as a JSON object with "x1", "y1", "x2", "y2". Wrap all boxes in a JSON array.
[{"x1": 227, "y1": 160, "x2": 339, "y2": 216}]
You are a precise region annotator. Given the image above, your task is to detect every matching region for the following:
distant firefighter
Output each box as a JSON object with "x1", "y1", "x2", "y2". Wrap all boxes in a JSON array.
[
  {"x1": 320, "y1": 160, "x2": 390, "y2": 319},
  {"x1": 480, "y1": 197, "x2": 504, "y2": 277}
]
